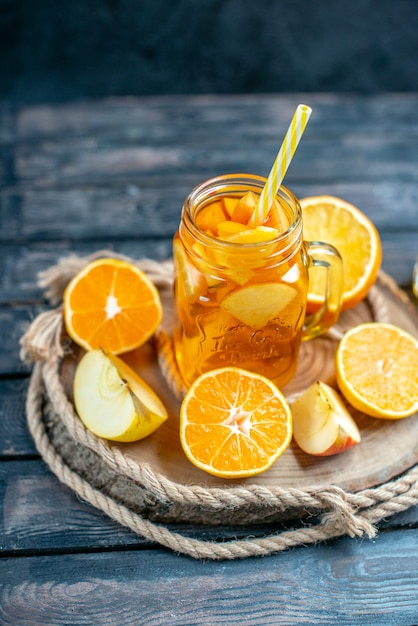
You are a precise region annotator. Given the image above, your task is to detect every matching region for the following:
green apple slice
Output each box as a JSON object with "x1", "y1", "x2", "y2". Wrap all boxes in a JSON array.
[{"x1": 73, "y1": 350, "x2": 168, "y2": 442}]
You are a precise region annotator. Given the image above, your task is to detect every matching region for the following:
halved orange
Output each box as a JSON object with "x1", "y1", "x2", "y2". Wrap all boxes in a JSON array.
[
  {"x1": 300, "y1": 195, "x2": 382, "y2": 311},
  {"x1": 63, "y1": 258, "x2": 162, "y2": 354},
  {"x1": 336, "y1": 323, "x2": 418, "y2": 419},
  {"x1": 180, "y1": 366, "x2": 292, "y2": 478}
]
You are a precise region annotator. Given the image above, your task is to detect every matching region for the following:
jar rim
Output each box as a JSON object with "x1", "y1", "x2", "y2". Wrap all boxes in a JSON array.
[{"x1": 182, "y1": 173, "x2": 302, "y2": 251}]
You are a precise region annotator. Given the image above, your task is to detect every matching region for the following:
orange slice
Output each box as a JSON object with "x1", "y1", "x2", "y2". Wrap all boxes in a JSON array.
[
  {"x1": 220, "y1": 283, "x2": 298, "y2": 328},
  {"x1": 300, "y1": 195, "x2": 382, "y2": 311},
  {"x1": 63, "y1": 258, "x2": 162, "y2": 354},
  {"x1": 336, "y1": 323, "x2": 418, "y2": 419},
  {"x1": 180, "y1": 366, "x2": 292, "y2": 478}
]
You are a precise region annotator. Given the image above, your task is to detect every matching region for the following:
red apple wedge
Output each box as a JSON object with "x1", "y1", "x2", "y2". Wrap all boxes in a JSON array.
[{"x1": 291, "y1": 381, "x2": 361, "y2": 456}]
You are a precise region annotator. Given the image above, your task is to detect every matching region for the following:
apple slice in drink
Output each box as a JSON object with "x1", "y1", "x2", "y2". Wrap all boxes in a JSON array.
[
  {"x1": 263, "y1": 198, "x2": 290, "y2": 232},
  {"x1": 230, "y1": 191, "x2": 258, "y2": 224},
  {"x1": 221, "y1": 196, "x2": 238, "y2": 218},
  {"x1": 195, "y1": 200, "x2": 227, "y2": 235},
  {"x1": 291, "y1": 381, "x2": 361, "y2": 456},
  {"x1": 220, "y1": 282, "x2": 298, "y2": 329},
  {"x1": 216, "y1": 220, "x2": 249, "y2": 239},
  {"x1": 173, "y1": 239, "x2": 207, "y2": 301},
  {"x1": 73, "y1": 349, "x2": 168, "y2": 442}
]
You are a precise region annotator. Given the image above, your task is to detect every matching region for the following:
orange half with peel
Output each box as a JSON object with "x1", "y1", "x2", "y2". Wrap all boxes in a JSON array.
[
  {"x1": 180, "y1": 366, "x2": 292, "y2": 478},
  {"x1": 336, "y1": 322, "x2": 418, "y2": 419},
  {"x1": 300, "y1": 195, "x2": 382, "y2": 311},
  {"x1": 64, "y1": 258, "x2": 162, "y2": 354}
]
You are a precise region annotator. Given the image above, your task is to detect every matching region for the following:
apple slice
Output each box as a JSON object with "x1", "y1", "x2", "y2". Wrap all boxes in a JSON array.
[
  {"x1": 216, "y1": 220, "x2": 249, "y2": 240},
  {"x1": 73, "y1": 350, "x2": 168, "y2": 442},
  {"x1": 195, "y1": 200, "x2": 228, "y2": 235},
  {"x1": 221, "y1": 196, "x2": 238, "y2": 218},
  {"x1": 173, "y1": 239, "x2": 206, "y2": 301},
  {"x1": 231, "y1": 191, "x2": 258, "y2": 224},
  {"x1": 220, "y1": 282, "x2": 298, "y2": 329},
  {"x1": 226, "y1": 225, "x2": 280, "y2": 244},
  {"x1": 263, "y1": 198, "x2": 290, "y2": 232},
  {"x1": 291, "y1": 381, "x2": 361, "y2": 456}
]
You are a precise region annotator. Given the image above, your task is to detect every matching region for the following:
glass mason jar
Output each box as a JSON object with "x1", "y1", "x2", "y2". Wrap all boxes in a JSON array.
[{"x1": 173, "y1": 174, "x2": 343, "y2": 389}]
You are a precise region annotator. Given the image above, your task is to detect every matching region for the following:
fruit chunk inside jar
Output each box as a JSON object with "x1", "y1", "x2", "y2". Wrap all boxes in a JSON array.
[{"x1": 195, "y1": 192, "x2": 290, "y2": 240}]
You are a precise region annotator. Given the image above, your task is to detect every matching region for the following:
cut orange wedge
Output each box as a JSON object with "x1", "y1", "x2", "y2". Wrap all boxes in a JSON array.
[
  {"x1": 64, "y1": 258, "x2": 162, "y2": 354},
  {"x1": 180, "y1": 366, "x2": 292, "y2": 478},
  {"x1": 300, "y1": 195, "x2": 382, "y2": 311},
  {"x1": 336, "y1": 323, "x2": 418, "y2": 419}
]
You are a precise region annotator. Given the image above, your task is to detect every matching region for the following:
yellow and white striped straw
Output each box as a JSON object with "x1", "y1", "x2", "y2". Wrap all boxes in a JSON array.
[{"x1": 250, "y1": 104, "x2": 312, "y2": 226}]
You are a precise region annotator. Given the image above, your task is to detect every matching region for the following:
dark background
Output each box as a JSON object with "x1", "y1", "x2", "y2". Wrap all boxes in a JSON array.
[{"x1": 1, "y1": 0, "x2": 417, "y2": 104}]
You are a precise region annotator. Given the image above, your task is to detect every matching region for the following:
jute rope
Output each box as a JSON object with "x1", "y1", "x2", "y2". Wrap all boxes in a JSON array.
[{"x1": 20, "y1": 252, "x2": 418, "y2": 560}]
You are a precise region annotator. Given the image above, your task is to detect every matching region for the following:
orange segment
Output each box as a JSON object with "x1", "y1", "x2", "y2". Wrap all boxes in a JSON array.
[
  {"x1": 180, "y1": 367, "x2": 292, "y2": 478},
  {"x1": 300, "y1": 195, "x2": 382, "y2": 311},
  {"x1": 336, "y1": 323, "x2": 418, "y2": 419},
  {"x1": 64, "y1": 258, "x2": 162, "y2": 354}
]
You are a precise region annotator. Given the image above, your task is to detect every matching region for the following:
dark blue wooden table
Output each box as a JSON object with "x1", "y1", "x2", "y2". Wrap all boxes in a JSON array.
[{"x1": 1, "y1": 94, "x2": 417, "y2": 624}]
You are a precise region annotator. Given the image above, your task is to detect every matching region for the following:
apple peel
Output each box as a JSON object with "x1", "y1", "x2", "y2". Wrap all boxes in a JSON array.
[{"x1": 291, "y1": 381, "x2": 361, "y2": 456}]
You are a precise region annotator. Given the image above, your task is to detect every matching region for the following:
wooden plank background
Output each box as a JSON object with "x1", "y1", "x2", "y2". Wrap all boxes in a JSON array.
[{"x1": 1, "y1": 94, "x2": 417, "y2": 624}]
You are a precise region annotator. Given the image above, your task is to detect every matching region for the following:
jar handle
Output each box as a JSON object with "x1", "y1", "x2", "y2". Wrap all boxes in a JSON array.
[{"x1": 302, "y1": 241, "x2": 344, "y2": 341}]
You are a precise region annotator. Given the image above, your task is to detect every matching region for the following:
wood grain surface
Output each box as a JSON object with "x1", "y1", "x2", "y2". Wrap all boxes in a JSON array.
[
  {"x1": 111, "y1": 277, "x2": 418, "y2": 494},
  {"x1": 1, "y1": 94, "x2": 417, "y2": 625}
]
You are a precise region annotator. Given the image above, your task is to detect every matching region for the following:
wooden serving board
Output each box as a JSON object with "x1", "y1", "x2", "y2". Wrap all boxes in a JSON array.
[{"x1": 84, "y1": 274, "x2": 417, "y2": 494}]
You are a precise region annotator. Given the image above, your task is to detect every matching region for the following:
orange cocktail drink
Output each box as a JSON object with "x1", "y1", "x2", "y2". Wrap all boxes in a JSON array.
[{"x1": 173, "y1": 174, "x2": 343, "y2": 389}]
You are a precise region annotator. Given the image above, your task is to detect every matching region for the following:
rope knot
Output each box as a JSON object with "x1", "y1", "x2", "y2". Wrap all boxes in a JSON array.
[
  {"x1": 319, "y1": 487, "x2": 376, "y2": 539},
  {"x1": 20, "y1": 308, "x2": 65, "y2": 363}
]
